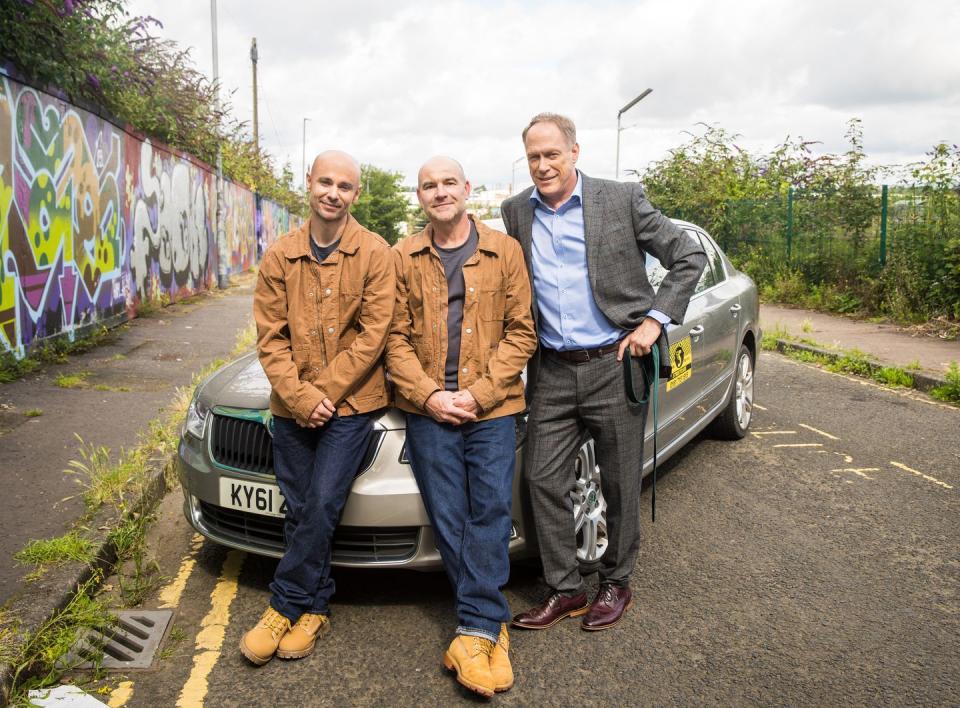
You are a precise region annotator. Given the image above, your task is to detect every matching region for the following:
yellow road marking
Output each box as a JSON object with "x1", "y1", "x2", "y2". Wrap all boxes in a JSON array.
[
  {"x1": 108, "y1": 681, "x2": 134, "y2": 707},
  {"x1": 751, "y1": 430, "x2": 796, "y2": 437},
  {"x1": 890, "y1": 462, "x2": 954, "y2": 490},
  {"x1": 158, "y1": 534, "x2": 205, "y2": 609},
  {"x1": 753, "y1": 404, "x2": 767, "y2": 411},
  {"x1": 773, "y1": 443, "x2": 824, "y2": 448},
  {"x1": 799, "y1": 423, "x2": 840, "y2": 440},
  {"x1": 831, "y1": 467, "x2": 879, "y2": 480},
  {"x1": 177, "y1": 550, "x2": 246, "y2": 707}
]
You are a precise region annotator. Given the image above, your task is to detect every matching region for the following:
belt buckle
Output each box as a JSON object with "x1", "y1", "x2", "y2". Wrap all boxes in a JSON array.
[{"x1": 571, "y1": 349, "x2": 590, "y2": 363}]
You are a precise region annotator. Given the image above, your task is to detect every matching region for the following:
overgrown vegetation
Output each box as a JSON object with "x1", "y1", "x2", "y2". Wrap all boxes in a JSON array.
[
  {"x1": 0, "y1": 325, "x2": 120, "y2": 384},
  {"x1": 0, "y1": 0, "x2": 304, "y2": 214},
  {"x1": 15, "y1": 532, "x2": 95, "y2": 569},
  {"x1": 641, "y1": 121, "x2": 960, "y2": 325},
  {"x1": 931, "y1": 362, "x2": 960, "y2": 403}
]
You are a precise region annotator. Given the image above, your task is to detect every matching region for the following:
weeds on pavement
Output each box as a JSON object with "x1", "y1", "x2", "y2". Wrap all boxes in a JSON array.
[
  {"x1": 4, "y1": 319, "x2": 258, "y2": 697},
  {"x1": 55, "y1": 371, "x2": 92, "y2": 389},
  {"x1": 931, "y1": 362, "x2": 960, "y2": 403}
]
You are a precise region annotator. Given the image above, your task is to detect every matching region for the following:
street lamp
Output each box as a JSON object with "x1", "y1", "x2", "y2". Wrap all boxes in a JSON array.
[
  {"x1": 510, "y1": 156, "x2": 526, "y2": 195},
  {"x1": 615, "y1": 88, "x2": 652, "y2": 180},
  {"x1": 301, "y1": 117, "x2": 312, "y2": 190}
]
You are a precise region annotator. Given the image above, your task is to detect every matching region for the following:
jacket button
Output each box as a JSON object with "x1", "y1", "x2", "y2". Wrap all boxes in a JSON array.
[
  {"x1": 465, "y1": 328, "x2": 472, "y2": 334},
  {"x1": 325, "y1": 288, "x2": 332, "y2": 295},
  {"x1": 468, "y1": 287, "x2": 475, "y2": 293},
  {"x1": 310, "y1": 330, "x2": 316, "y2": 336},
  {"x1": 328, "y1": 326, "x2": 335, "y2": 333},
  {"x1": 462, "y1": 367, "x2": 468, "y2": 374}
]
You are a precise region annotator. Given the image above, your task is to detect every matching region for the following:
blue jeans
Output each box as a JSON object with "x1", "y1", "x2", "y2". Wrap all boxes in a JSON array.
[
  {"x1": 269, "y1": 412, "x2": 374, "y2": 622},
  {"x1": 404, "y1": 413, "x2": 516, "y2": 642}
]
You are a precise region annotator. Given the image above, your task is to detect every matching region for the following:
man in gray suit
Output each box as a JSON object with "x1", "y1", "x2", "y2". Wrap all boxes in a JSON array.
[{"x1": 503, "y1": 113, "x2": 706, "y2": 631}]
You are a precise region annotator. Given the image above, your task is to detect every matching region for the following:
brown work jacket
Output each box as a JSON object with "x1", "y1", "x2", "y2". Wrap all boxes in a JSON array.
[
  {"x1": 254, "y1": 215, "x2": 395, "y2": 423},
  {"x1": 387, "y1": 216, "x2": 537, "y2": 419}
]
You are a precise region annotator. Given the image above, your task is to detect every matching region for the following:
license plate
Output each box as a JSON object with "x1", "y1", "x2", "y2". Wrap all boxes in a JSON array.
[{"x1": 219, "y1": 477, "x2": 287, "y2": 518}]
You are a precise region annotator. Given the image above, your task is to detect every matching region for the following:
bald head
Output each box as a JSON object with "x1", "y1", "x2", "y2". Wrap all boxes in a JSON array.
[
  {"x1": 417, "y1": 156, "x2": 466, "y2": 186},
  {"x1": 416, "y1": 155, "x2": 471, "y2": 228},
  {"x1": 307, "y1": 149, "x2": 362, "y2": 225},
  {"x1": 310, "y1": 150, "x2": 361, "y2": 183}
]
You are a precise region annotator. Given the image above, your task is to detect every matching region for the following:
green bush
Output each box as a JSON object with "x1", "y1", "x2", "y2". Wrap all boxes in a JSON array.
[{"x1": 931, "y1": 362, "x2": 960, "y2": 403}]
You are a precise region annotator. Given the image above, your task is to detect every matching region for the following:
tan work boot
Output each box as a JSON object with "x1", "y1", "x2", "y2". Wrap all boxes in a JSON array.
[
  {"x1": 276, "y1": 612, "x2": 330, "y2": 659},
  {"x1": 443, "y1": 634, "x2": 496, "y2": 697},
  {"x1": 240, "y1": 606, "x2": 291, "y2": 665},
  {"x1": 490, "y1": 624, "x2": 514, "y2": 692}
]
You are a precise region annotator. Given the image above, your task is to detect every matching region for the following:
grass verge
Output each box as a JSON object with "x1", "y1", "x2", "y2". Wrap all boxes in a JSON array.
[
  {"x1": 764, "y1": 327, "x2": 952, "y2": 401},
  {"x1": 4, "y1": 319, "x2": 256, "y2": 702}
]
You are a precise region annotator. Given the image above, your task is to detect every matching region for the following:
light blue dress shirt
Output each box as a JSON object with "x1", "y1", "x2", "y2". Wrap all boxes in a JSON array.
[{"x1": 530, "y1": 173, "x2": 669, "y2": 351}]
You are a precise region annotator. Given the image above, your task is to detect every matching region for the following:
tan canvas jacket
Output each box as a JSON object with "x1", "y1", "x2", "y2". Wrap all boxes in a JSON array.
[
  {"x1": 254, "y1": 215, "x2": 395, "y2": 423},
  {"x1": 387, "y1": 217, "x2": 537, "y2": 420}
]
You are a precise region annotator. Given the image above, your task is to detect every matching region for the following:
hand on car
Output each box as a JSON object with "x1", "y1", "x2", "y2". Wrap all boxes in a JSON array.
[
  {"x1": 425, "y1": 390, "x2": 477, "y2": 425},
  {"x1": 617, "y1": 317, "x2": 662, "y2": 361},
  {"x1": 301, "y1": 397, "x2": 336, "y2": 428}
]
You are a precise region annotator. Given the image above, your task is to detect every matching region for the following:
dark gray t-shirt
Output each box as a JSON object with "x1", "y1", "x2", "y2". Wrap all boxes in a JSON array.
[
  {"x1": 434, "y1": 224, "x2": 479, "y2": 390},
  {"x1": 310, "y1": 237, "x2": 340, "y2": 263}
]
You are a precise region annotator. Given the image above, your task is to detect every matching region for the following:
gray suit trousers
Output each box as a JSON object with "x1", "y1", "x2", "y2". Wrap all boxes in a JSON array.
[{"x1": 525, "y1": 349, "x2": 647, "y2": 593}]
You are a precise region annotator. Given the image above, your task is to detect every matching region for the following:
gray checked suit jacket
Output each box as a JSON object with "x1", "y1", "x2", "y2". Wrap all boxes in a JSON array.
[{"x1": 500, "y1": 172, "x2": 707, "y2": 394}]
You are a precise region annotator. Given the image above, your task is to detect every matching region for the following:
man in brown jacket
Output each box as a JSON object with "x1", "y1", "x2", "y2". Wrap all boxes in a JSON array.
[
  {"x1": 242, "y1": 150, "x2": 394, "y2": 665},
  {"x1": 387, "y1": 156, "x2": 537, "y2": 697}
]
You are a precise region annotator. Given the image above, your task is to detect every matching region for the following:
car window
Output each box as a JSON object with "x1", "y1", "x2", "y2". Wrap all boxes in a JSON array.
[
  {"x1": 687, "y1": 230, "x2": 717, "y2": 294},
  {"x1": 697, "y1": 232, "x2": 726, "y2": 285},
  {"x1": 643, "y1": 229, "x2": 726, "y2": 294}
]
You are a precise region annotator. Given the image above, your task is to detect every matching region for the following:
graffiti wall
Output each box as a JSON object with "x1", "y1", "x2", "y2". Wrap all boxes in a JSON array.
[{"x1": 0, "y1": 72, "x2": 297, "y2": 357}]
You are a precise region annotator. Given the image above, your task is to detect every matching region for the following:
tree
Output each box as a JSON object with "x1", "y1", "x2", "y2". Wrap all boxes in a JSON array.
[{"x1": 351, "y1": 165, "x2": 410, "y2": 245}]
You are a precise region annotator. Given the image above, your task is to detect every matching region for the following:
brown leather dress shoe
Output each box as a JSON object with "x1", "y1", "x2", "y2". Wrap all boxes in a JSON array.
[
  {"x1": 511, "y1": 591, "x2": 589, "y2": 629},
  {"x1": 581, "y1": 583, "x2": 633, "y2": 631}
]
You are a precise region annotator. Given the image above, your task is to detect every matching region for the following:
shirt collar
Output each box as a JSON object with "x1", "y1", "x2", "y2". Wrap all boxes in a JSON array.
[{"x1": 529, "y1": 170, "x2": 582, "y2": 212}]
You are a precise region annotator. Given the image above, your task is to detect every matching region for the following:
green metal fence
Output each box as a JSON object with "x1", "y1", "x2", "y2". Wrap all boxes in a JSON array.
[{"x1": 686, "y1": 183, "x2": 960, "y2": 318}]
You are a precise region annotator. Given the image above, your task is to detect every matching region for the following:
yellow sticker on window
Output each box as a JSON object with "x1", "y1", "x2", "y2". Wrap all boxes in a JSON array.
[{"x1": 666, "y1": 336, "x2": 693, "y2": 391}]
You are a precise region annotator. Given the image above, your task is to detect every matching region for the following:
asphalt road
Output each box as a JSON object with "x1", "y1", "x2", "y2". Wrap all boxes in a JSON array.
[{"x1": 87, "y1": 350, "x2": 960, "y2": 706}]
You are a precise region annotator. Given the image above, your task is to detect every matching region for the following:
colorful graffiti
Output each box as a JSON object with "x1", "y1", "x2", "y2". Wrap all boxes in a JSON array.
[{"x1": 0, "y1": 72, "x2": 296, "y2": 357}]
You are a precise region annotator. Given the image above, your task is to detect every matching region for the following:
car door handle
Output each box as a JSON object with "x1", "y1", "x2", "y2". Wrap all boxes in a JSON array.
[
  {"x1": 689, "y1": 325, "x2": 704, "y2": 337},
  {"x1": 729, "y1": 304, "x2": 742, "y2": 313}
]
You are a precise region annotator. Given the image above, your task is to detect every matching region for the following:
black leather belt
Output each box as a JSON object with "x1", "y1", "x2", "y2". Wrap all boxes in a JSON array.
[{"x1": 544, "y1": 341, "x2": 622, "y2": 363}]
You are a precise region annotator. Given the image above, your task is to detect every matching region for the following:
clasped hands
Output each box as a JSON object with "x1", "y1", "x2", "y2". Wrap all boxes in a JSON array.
[
  {"x1": 424, "y1": 389, "x2": 479, "y2": 425},
  {"x1": 299, "y1": 397, "x2": 336, "y2": 428}
]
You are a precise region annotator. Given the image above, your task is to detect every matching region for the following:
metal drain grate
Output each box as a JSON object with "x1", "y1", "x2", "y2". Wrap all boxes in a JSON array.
[{"x1": 61, "y1": 609, "x2": 173, "y2": 670}]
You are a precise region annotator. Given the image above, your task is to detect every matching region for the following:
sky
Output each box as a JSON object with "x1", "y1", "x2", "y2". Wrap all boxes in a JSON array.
[{"x1": 125, "y1": 0, "x2": 960, "y2": 189}]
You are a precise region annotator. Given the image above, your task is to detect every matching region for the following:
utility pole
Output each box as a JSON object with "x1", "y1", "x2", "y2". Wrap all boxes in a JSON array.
[
  {"x1": 211, "y1": 0, "x2": 228, "y2": 288},
  {"x1": 250, "y1": 38, "x2": 259, "y2": 153},
  {"x1": 615, "y1": 88, "x2": 652, "y2": 180}
]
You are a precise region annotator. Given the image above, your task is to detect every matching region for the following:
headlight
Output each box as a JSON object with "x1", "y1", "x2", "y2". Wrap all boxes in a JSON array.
[{"x1": 185, "y1": 396, "x2": 210, "y2": 440}]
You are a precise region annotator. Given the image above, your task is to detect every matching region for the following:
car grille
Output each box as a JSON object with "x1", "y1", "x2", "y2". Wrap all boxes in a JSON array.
[
  {"x1": 210, "y1": 414, "x2": 384, "y2": 476},
  {"x1": 197, "y1": 502, "x2": 419, "y2": 562}
]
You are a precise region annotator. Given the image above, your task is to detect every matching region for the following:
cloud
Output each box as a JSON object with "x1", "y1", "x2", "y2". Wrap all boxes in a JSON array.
[{"x1": 126, "y1": 0, "x2": 960, "y2": 185}]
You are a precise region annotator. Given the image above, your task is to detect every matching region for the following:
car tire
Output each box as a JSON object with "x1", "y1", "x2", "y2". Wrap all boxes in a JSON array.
[
  {"x1": 571, "y1": 438, "x2": 608, "y2": 573},
  {"x1": 709, "y1": 342, "x2": 755, "y2": 440}
]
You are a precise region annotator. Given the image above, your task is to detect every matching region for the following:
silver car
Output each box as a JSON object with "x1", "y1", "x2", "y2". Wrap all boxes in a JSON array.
[{"x1": 177, "y1": 220, "x2": 759, "y2": 569}]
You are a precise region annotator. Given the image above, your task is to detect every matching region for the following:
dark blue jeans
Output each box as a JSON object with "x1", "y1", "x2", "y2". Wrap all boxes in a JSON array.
[
  {"x1": 269, "y1": 412, "x2": 374, "y2": 622},
  {"x1": 405, "y1": 413, "x2": 516, "y2": 642}
]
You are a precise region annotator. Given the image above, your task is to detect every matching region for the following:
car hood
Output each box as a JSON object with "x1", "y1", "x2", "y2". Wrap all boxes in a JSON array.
[{"x1": 196, "y1": 352, "x2": 404, "y2": 430}]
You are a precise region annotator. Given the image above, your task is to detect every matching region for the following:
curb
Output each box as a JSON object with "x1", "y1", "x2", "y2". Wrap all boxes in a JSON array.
[
  {"x1": 773, "y1": 339, "x2": 948, "y2": 393},
  {"x1": 0, "y1": 451, "x2": 171, "y2": 705}
]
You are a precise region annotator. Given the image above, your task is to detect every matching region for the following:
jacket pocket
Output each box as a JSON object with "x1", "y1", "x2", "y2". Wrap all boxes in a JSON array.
[
  {"x1": 479, "y1": 288, "x2": 506, "y2": 341},
  {"x1": 339, "y1": 289, "x2": 362, "y2": 325}
]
